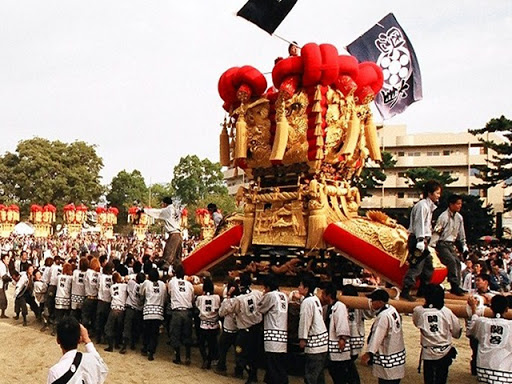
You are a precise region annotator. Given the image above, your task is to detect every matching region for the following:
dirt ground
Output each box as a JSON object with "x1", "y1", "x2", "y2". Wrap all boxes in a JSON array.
[{"x1": 0, "y1": 299, "x2": 479, "y2": 384}]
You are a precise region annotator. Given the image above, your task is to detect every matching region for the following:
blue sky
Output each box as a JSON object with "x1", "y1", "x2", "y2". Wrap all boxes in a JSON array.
[{"x1": 0, "y1": 0, "x2": 510, "y2": 185}]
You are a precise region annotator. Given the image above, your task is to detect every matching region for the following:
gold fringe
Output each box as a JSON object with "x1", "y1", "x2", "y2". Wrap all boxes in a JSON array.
[
  {"x1": 339, "y1": 112, "x2": 360, "y2": 156},
  {"x1": 235, "y1": 114, "x2": 247, "y2": 159},
  {"x1": 314, "y1": 86, "x2": 322, "y2": 101},
  {"x1": 306, "y1": 211, "x2": 327, "y2": 249},
  {"x1": 219, "y1": 125, "x2": 231, "y2": 166},
  {"x1": 312, "y1": 102, "x2": 322, "y2": 113},
  {"x1": 241, "y1": 215, "x2": 255, "y2": 255},
  {"x1": 364, "y1": 114, "x2": 382, "y2": 162},
  {"x1": 270, "y1": 113, "x2": 289, "y2": 161}
]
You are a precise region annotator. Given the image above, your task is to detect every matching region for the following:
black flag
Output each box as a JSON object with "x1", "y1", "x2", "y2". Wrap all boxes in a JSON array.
[
  {"x1": 347, "y1": 13, "x2": 422, "y2": 119},
  {"x1": 237, "y1": 0, "x2": 298, "y2": 35}
]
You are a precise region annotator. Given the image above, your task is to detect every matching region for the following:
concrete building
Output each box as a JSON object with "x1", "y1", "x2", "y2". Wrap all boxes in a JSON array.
[
  {"x1": 361, "y1": 124, "x2": 505, "y2": 214},
  {"x1": 224, "y1": 167, "x2": 248, "y2": 196}
]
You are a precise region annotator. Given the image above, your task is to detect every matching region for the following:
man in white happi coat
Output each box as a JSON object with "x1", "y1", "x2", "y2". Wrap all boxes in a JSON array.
[
  {"x1": 47, "y1": 316, "x2": 108, "y2": 384},
  {"x1": 467, "y1": 294, "x2": 512, "y2": 384},
  {"x1": 298, "y1": 274, "x2": 328, "y2": 384},
  {"x1": 361, "y1": 289, "x2": 405, "y2": 384}
]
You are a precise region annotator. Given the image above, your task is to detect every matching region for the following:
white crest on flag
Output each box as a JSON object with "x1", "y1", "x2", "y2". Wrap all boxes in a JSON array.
[{"x1": 375, "y1": 27, "x2": 412, "y2": 108}]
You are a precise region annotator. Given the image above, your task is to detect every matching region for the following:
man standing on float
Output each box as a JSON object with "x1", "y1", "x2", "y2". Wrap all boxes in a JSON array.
[
  {"x1": 143, "y1": 197, "x2": 182, "y2": 272},
  {"x1": 401, "y1": 180, "x2": 441, "y2": 302}
]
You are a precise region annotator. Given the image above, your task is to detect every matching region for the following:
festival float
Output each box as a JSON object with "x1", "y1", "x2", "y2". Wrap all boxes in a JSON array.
[
  {"x1": 96, "y1": 207, "x2": 118, "y2": 239},
  {"x1": 0, "y1": 204, "x2": 20, "y2": 238},
  {"x1": 63, "y1": 203, "x2": 88, "y2": 238},
  {"x1": 183, "y1": 42, "x2": 447, "y2": 289},
  {"x1": 195, "y1": 208, "x2": 216, "y2": 241},
  {"x1": 128, "y1": 206, "x2": 152, "y2": 240},
  {"x1": 29, "y1": 204, "x2": 52, "y2": 237}
]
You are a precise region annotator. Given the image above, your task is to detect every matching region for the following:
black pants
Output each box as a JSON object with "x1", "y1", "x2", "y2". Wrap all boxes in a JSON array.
[
  {"x1": 216, "y1": 330, "x2": 237, "y2": 371},
  {"x1": 81, "y1": 298, "x2": 97, "y2": 332},
  {"x1": 403, "y1": 235, "x2": 433, "y2": 290},
  {"x1": 143, "y1": 319, "x2": 161, "y2": 354},
  {"x1": 236, "y1": 324, "x2": 262, "y2": 380},
  {"x1": 304, "y1": 352, "x2": 327, "y2": 384},
  {"x1": 328, "y1": 359, "x2": 360, "y2": 384},
  {"x1": 163, "y1": 233, "x2": 183, "y2": 271},
  {"x1": 96, "y1": 300, "x2": 111, "y2": 341},
  {"x1": 264, "y1": 352, "x2": 288, "y2": 384},
  {"x1": 54, "y1": 308, "x2": 69, "y2": 327},
  {"x1": 198, "y1": 328, "x2": 219, "y2": 364},
  {"x1": 437, "y1": 241, "x2": 462, "y2": 289},
  {"x1": 423, "y1": 351, "x2": 455, "y2": 384},
  {"x1": 469, "y1": 336, "x2": 478, "y2": 376},
  {"x1": 169, "y1": 309, "x2": 193, "y2": 348},
  {"x1": 123, "y1": 307, "x2": 143, "y2": 346},
  {"x1": 15, "y1": 293, "x2": 39, "y2": 317},
  {"x1": 105, "y1": 309, "x2": 125, "y2": 345},
  {"x1": 45, "y1": 285, "x2": 57, "y2": 321}
]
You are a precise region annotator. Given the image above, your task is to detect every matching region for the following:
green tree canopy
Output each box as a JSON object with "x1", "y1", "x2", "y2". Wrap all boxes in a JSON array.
[
  {"x1": 0, "y1": 138, "x2": 103, "y2": 215},
  {"x1": 171, "y1": 155, "x2": 227, "y2": 205},
  {"x1": 405, "y1": 167, "x2": 458, "y2": 194},
  {"x1": 106, "y1": 170, "x2": 148, "y2": 224},
  {"x1": 148, "y1": 182, "x2": 174, "y2": 208},
  {"x1": 469, "y1": 115, "x2": 512, "y2": 211}
]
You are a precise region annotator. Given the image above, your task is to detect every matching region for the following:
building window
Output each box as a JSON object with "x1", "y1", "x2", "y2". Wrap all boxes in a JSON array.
[
  {"x1": 470, "y1": 167, "x2": 480, "y2": 177},
  {"x1": 469, "y1": 146, "x2": 488, "y2": 155},
  {"x1": 398, "y1": 172, "x2": 407, "y2": 178},
  {"x1": 397, "y1": 192, "x2": 405, "y2": 198},
  {"x1": 407, "y1": 151, "x2": 421, "y2": 157},
  {"x1": 397, "y1": 151, "x2": 405, "y2": 157},
  {"x1": 426, "y1": 151, "x2": 440, "y2": 156},
  {"x1": 443, "y1": 150, "x2": 451, "y2": 156}
]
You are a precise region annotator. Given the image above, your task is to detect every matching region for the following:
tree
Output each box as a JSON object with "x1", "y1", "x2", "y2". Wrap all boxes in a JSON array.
[
  {"x1": 356, "y1": 151, "x2": 396, "y2": 197},
  {"x1": 148, "y1": 182, "x2": 174, "y2": 208},
  {"x1": 469, "y1": 115, "x2": 512, "y2": 211},
  {"x1": 405, "y1": 167, "x2": 458, "y2": 194},
  {"x1": 171, "y1": 155, "x2": 227, "y2": 205},
  {"x1": 0, "y1": 138, "x2": 103, "y2": 216},
  {"x1": 106, "y1": 170, "x2": 148, "y2": 224}
]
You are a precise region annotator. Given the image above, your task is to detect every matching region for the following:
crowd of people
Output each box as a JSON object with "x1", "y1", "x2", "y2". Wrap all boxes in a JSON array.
[{"x1": 0, "y1": 230, "x2": 511, "y2": 384}]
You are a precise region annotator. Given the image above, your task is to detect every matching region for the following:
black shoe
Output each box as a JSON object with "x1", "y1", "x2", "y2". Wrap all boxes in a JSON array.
[
  {"x1": 234, "y1": 371, "x2": 244, "y2": 379},
  {"x1": 104, "y1": 346, "x2": 113, "y2": 352},
  {"x1": 148, "y1": 353, "x2": 154, "y2": 361},
  {"x1": 14, "y1": 315, "x2": 19, "y2": 320},
  {"x1": 401, "y1": 291, "x2": 415, "y2": 302},
  {"x1": 173, "y1": 358, "x2": 182, "y2": 365},
  {"x1": 215, "y1": 368, "x2": 228, "y2": 376},
  {"x1": 119, "y1": 345, "x2": 127, "y2": 354}
]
